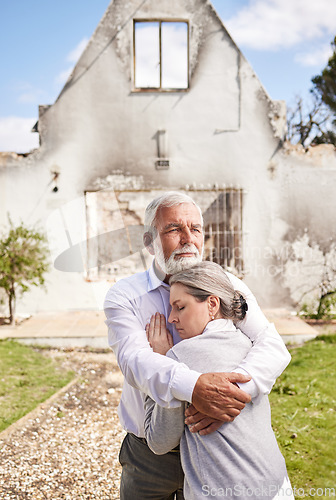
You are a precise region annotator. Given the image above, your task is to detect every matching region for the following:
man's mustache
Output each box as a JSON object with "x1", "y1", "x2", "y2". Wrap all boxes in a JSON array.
[{"x1": 173, "y1": 245, "x2": 199, "y2": 255}]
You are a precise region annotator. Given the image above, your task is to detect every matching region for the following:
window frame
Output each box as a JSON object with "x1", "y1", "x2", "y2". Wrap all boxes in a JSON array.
[
  {"x1": 132, "y1": 19, "x2": 190, "y2": 92},
  {"x1": 203, "y1": 188, "x2": 244, "y2": 276}
]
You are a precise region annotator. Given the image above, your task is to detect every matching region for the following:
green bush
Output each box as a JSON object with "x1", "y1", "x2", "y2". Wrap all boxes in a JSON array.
[{"x1": 0, "y1": 219, "x2": 50, "y2": 325}]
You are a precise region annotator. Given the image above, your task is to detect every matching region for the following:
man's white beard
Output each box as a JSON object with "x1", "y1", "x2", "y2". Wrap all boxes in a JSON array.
[{"x1": 154, "y1": 242, "x2": 203, "y2": 275}]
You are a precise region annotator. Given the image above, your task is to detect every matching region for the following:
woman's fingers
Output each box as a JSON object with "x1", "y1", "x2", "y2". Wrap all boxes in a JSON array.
[
  {"x1": 146, "y1": 313, "x2": 173, "y2": 355},
  {"x1": 146, "y1": 313, "x2": 163, "y2": 345},
  {"x1": 160, "y1": 313, "x2": 166, "y2": 334},
  {"x1": 145, "y1": 313, "x2": 174, "y2": 352},
  {"x1": 160, "y1": 313, "x2": 173, "y2": 347},
  {"x1": 145, "y1": 324, "x2": 153, "y2": 347},
  {"x1": 146, "y1": 314, "x2": 156, "y2": 345},
  {"x1": 154, "y1": 313, "x2": 162, "y2": 337},
  {"x1": 152, "y1": 313, "x2": 166, "y2": 337}
]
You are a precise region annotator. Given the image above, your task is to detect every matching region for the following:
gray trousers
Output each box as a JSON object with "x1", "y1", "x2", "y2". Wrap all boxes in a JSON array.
[{"x1": 119, "y1": 433, "x2": 184, "y2": 499}]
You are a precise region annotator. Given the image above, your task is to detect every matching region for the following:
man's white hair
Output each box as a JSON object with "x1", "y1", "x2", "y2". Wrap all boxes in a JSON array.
[{"x1": 144, "y1": 191, "x2": 203, "y2": 237}]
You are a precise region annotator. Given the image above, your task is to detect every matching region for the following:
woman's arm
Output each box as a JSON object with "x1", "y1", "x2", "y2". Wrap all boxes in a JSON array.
[
  {"x1": 144, "y1": 391, "x2": 186, "y2": 455},
  {"x1": 143, "y1": 322, "x2": 186, "y2": 454}
]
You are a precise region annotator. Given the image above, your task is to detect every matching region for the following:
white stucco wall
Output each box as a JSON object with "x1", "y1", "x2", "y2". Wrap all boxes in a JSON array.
[
  {"x1": 1, "y1": 0, "x2": 335, "y2": 315},
  {"x1": 271, "y1": 143, "x2": 336, "y2": 309}
]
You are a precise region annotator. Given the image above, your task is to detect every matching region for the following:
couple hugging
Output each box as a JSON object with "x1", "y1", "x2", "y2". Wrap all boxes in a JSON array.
[{"x1": 104, "y1": 192, "x2": 294, "y2": 500}]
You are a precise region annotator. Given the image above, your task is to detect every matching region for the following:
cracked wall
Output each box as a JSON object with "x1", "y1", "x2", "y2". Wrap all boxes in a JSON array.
[{"x1": 1, "y1": 0, "x2": 332, "y2": 314}]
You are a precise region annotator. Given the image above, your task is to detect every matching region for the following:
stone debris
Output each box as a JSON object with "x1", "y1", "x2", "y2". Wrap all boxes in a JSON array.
[{"x1": 0, "y1": 348, "x2": 125, "y2": 499}]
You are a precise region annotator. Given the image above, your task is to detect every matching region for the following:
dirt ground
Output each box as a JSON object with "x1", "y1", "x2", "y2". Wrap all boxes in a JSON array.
[
  {"x1": 1, "y1": 320, "x2": 335, "y2": 499},
  {"x1": 0, "y1": 348, "x2": 125, "y2": 500}
]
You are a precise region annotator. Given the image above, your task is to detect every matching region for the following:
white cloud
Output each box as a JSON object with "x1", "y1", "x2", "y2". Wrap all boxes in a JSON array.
[
  {"x1": 0, "y1": 117, "x2": 39, "y2": 153},
  {"x1": 15, "y1": 82, "x2": 46, "y2": 106},
  {"x1": 67, "y1": 37, "x2": 89, "y2": 63},
  {"x1": 55, "y1": 67, "x2": 73, "y2": 86},
  {"x1": 294, "y1": 43, "x2": 333, "y2": 67},
  {"x1": 225, "y1": 0, "x2": 336, "y2": 51},
  {"x1": 55, "y1": 37, "x2": 89, "y2": 86},
  {"x1": 134, "y1": 24, "x2": 160, "y2": 88},
  {"x1": 18, "y1": 89, "x2": 45, "y2": 104},
  {"x1": 162, "y1": 23, "x2": 188, "y2": 88},
  {"x1": 18, "y1": 92, "x2": 40, "y2": 104},
  {"x1": 134, "y1": 22, "x2": 188, "y2": 88}
]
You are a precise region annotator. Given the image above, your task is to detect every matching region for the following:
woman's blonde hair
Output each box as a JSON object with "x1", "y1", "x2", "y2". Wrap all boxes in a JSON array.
[{"x1": 169, "y1": 261, "x2": 248, "y2": 321}]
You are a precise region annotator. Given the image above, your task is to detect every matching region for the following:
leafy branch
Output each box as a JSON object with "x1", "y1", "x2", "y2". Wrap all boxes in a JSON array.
[{"x1": 0, "y1": 218, "x2": 50, "y2": 325}]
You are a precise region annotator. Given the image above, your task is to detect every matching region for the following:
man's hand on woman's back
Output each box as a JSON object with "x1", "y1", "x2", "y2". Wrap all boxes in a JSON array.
[{"x1": 188, "y1": 372, "x2": 252, "y2": 434}]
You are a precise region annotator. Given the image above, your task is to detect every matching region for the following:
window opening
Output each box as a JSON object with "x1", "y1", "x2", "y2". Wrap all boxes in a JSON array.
[{"x1": 134, "y1": 20, "x2": 189, "y2": 90}]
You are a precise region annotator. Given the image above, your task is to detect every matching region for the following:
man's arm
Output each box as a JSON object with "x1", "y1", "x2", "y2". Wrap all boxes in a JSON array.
[
  {"x1": 185, "y1": 274, "x2": 291, "y2": 433},
  {"x1": 143, "y1": 352, "x2": 249, "y2": 452},
  {"x1": 104, "y1": 286, "x2": 250, "y2": 414},
  {"x1": 227, "y1": 272, "x2": 291, "y2": 397},
  {"x1": 104, "y1": 288, "x2": 197, "y2": 408}
]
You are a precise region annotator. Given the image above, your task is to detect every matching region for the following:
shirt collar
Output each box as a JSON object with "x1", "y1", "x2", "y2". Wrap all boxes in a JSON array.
[
  {"x1": 203, "y1": 318, "x2": 236, "y2": 334},
  {"x1": 147, "y1": 260, "x2": 170, "y2": 292}
]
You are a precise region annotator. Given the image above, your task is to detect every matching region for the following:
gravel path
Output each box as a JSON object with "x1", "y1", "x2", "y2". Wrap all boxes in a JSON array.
[{"x1": 0, "y1": 348, "x2": 126, "y2": 499}]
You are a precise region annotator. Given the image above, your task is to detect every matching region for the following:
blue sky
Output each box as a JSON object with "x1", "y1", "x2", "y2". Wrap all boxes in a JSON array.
[{"x1": 1, "y1": 0, "x2": 336, "y2": 152}]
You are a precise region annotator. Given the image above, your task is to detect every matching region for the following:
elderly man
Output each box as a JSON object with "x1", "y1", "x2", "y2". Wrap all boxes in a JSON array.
[{"x1": 104, "y1": 191, "x2": 291, "y2": 500}]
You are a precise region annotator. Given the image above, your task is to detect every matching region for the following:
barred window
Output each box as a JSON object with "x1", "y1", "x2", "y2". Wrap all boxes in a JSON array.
[
  {"x1": 85, "y1": 188, "x2": 244, "y2": 280},
  {"x1": 203, "y1": 188, "x2": 244, "y2": 275}
]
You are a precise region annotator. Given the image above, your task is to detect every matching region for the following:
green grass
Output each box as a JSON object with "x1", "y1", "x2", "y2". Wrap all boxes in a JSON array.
[
  {"x1": 1, "y1": 336, "x2": 335, "y2": 498},
  {"x1": 0, "y1": 340, "x2": 75, "y2": 433},
  {"x1": 270, "y1": 335, "x2": 336, "y2": 498}
]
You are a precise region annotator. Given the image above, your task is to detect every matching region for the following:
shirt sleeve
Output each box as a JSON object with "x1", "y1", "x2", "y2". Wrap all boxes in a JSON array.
[
  {"x1": 144, "y1": 395, "x2": 186, "y2": 454},
  {"x1": 226, "y1": 272, "x2": 291, "y2": 397},
  {"x1": 104, "y1": 287, "x2": 200, "y2": 408},
  {"x1": 144, "y1": 349, "x2": 186, "y2": 454}
]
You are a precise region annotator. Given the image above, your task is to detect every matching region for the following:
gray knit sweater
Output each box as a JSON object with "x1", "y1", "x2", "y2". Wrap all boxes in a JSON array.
[{"x1": 144, "y1": 319, "x2": 291, "y2": 500}]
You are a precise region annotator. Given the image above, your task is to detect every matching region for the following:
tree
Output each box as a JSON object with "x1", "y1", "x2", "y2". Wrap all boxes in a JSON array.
[
  {"x1": 286, "y1": 91, "x2": 332, "y2": 148},
  {"x1": 287, "y1": 36, "x2": 336, "y2": 148},
  {"x1": 0, "y1": 219, "x2": 50, "y2": 325},
  {"x1": 312, "y1": 36, "x2": 336, "y2": 114}
]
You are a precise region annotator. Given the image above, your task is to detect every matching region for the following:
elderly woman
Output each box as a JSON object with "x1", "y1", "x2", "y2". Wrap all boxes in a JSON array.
[{"x1": 144, "y1": 261, "x2": 294, "y2": 500}]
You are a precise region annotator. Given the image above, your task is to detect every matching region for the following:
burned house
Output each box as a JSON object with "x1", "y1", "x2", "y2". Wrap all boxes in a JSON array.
[{"x1": 1, "y1": 0, "x2": 336, "y2": 315}]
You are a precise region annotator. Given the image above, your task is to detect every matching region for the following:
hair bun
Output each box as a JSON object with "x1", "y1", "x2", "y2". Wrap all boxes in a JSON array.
[
  {"x1": 232, "y1": 291, "x2": 248, "y2": 320},
  {"x1": 239, "y1": 294, "x2": 248, "y2": 314}
]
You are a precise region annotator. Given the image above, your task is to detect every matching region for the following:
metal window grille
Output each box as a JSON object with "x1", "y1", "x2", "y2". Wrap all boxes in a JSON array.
[{"x1": 203, "y1": 188, "x2": 244, "y2": 275}]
